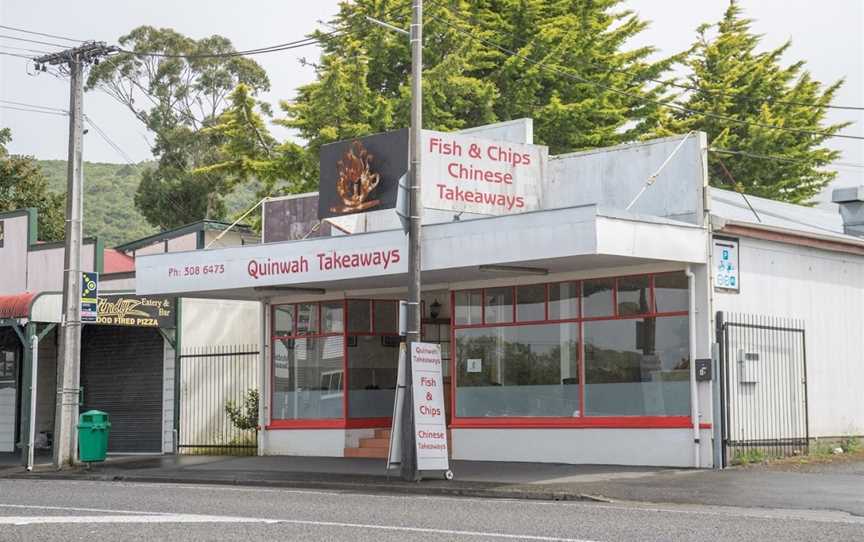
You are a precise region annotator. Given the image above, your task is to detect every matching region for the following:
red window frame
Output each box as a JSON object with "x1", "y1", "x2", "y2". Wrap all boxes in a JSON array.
[
  {"x1": 267, "y1": 298, "x2": 403, "y2": 430},
  {"x1": 450, "y1": 271, "x2": 695, "y2": 430}
]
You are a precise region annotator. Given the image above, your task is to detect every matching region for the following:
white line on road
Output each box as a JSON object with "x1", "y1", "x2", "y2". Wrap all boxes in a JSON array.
[
  {"x1": 0, "y1": 515, "x2": 279, "y2": 526},
  {"x1": 0, "y1": 502, "x2": 599, "y2": 540}
]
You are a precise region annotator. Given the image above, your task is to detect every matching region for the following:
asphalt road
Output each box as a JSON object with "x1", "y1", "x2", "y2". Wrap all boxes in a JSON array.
[{"x1": 0, "y1": 479, "x2": 861, "y2": 541}]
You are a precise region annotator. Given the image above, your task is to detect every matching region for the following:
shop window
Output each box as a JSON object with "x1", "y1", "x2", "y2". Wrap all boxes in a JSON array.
[
  {"x1": 549, "y1": 282, "x2": 579, "y2": 320},
  {"x1": 274, "y1": 305, "x2": 294, "y2": 337},
  {"x1": 617, "y1": 276, "x2": 650, "y2": 316},
  {"x1": 374, "y1": 300, "x2": 398, "y2": 334},
  {"x1": 583, "y1": 278, "x2": 614, "y2": 318},
  {"x1": 454, "y1": 290, "x2": 482, "y2": 325},
  {"x1": 347, "y1": 335, "x2": 399, "y2": 418},
  {"x1": 654, "y1": 273, "x2": 689, "y2": 313},
  {"x1": 516, "y1": 284, "x2": 546, "y2": 322},
  {"x1": 485, "y1": 287, "x2": 513, "y2": 324},
  {"x1": 322, "y1": 302, "x2": 344, "y2": 333},
  {"x1": 347, "y1": 300, "x2": 371, "y2": 333},
  {"x1": 296, "y1": 303, "x2": 319, "y2": 335},
  {"x1": 455, "y1": 323, "x2": 580, "y2": 417},
  {"x1": 583, "y1": 316, "x2": 690, "y2": 416},
  {"x1": 272, "y1": 335, "x2": 345, "y2": 420}
]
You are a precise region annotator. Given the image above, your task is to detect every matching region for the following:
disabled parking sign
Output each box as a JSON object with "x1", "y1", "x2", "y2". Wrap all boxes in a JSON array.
[{"x1": 713, "y1": 237, "x2": 739, "y2": 291}]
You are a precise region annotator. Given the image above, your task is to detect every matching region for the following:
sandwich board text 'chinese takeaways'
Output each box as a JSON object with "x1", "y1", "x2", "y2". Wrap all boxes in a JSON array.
[
  {"x1": 423, "y1": 130, "x2": 546, "y2": 216},
  {"x1": 411, "y1": 342, "x2": 450, "y2": 473}
]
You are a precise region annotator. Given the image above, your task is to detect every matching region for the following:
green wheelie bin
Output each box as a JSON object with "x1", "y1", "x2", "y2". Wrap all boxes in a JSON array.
[{"x1": 77, "y1": 410, "x2": 111, "y2": 462}]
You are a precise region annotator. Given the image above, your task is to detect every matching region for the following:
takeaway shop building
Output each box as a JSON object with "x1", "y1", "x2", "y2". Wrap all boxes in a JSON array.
[{"x1": 135, "y1": 119, "x2": 864, "y2": 468}]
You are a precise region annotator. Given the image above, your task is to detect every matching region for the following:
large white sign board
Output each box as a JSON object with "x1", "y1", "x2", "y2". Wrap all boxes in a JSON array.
[
  {"x1": 411, "y1": 342, "x2": 449, "y2": 472},
  {"x1": 422, "y1": 130, "x2": 546, "y2": 215},
  {"x1": 713, "y1": 237, "x2": 740, "y2": 291}
]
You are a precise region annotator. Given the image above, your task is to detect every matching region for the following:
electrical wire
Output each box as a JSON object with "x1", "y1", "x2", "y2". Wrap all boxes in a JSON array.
[
  {"x1": 710, "y1": 147, "x2": 864, "y2": 170},
  {"x1": 0, "y1": 24, "x2": 83, "y2": 44},
  {"x1": 0, "y1": 44, "x2": 52, "y2": 55},
  {"x1": 0, "y1": 51, "x2": 32, "y2": 59},
  {"x1": 0, "y1": 99, "x2": 67, "y2": 113},
  {"x1": 428, "y1": 4, "x2": 863, "y2": 112},
  {"x1": 0, "y1": 34, "x2": 69, "y2": 48},
  {"x1": 119, "y1": 31, "x2": 339, "y2": 59},
  {"x1": 0, "y1": 104, "x2": 68, "y2": 117},
  {"x1": 435, "y1": 19, "x2": 864, "y2": 142},
  {"x1": 83, "y1": 114, "x2": 140, "y2": 165}
]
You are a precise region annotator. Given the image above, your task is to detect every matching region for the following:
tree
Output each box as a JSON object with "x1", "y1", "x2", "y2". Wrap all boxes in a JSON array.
[
  {"x1": 86, "y1": 26, "x2": 270, "y2": 229},
  {"x1": 664, "y1": 1, "x2": 847, "y2": 204},
  {"x1": 0, "y1": 128, "x2": 65, "y2": 241},
  {"x1": 220, "y1": 0, "x2": 675, "y2": 194}
]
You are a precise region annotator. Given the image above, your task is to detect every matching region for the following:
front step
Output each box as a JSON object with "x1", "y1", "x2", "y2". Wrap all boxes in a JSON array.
[{"x1": 344, "y1": 429, "x2": 392, "y2": 459}]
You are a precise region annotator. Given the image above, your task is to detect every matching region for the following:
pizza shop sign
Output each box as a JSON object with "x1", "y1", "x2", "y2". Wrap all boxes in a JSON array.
[{"x1": 423, "y1": 130, "x2": 546, "y2": 215}]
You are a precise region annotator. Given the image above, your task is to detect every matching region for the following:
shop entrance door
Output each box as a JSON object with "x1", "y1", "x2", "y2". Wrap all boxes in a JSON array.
[{"x1": 0, "y1": 347, "x2": 18, "y2": 453}]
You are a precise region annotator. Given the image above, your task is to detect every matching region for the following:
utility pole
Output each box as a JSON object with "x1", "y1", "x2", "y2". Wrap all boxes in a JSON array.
[
  {"x1": 400, "y1": 0, "x2": 423, "y2": 482},
  {"x1": 34, "y1": 42, "x2": 117, "y2": 469}
]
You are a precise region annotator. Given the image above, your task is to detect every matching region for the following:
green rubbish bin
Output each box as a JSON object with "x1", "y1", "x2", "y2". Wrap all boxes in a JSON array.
[{"x1": 77, "y1": 410, "x2": 111, "y2": 462}]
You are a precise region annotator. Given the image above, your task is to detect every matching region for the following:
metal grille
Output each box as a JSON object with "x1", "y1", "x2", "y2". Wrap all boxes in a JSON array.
[
  {"x1": 178, "y1": 344, "x2": 259, "y2": 455},
  {"x1": 717, "y1": 312, "x2": 808, "y2": 465}
]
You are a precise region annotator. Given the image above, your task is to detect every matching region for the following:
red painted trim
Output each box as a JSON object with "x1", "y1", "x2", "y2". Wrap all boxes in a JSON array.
[
  {"x1": 342, "y1": 298, "x2": 349, "y2": 420},
  {"x1": 266, "y1": 419, "x2": 345, "y2": 429},
  {"x1": 699, "y1": 423, "x2": 712, "y2": 429},
  {"x1": 450, "y1": 416, "x2": 698, "y2": 429},
  {"x1": 346, "y1": 417, "x2": 392, "y2": 429},
  {"x1": 450, "y1": 289, "x2": 457, "y2": 421}
]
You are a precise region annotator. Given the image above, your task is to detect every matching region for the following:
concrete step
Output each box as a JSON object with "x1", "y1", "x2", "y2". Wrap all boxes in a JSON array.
[
  {"x1": 374, "y1": 429, "x2": 391, "y2": 440},
  {"x1": 359, "y1": 438, "x2": 390, "y2": 449},
  {"x1": 344, "y1": 447, "x2": 388, "y2": 459}
]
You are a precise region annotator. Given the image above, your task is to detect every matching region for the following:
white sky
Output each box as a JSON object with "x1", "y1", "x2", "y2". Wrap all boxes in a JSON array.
[{"x1": 1, "y1": 0, "x2": 862, "y2": 202}]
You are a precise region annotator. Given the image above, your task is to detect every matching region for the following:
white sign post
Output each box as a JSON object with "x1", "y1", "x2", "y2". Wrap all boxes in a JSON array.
[
  {"x1": 422, "y1": 130, "x2": 546, "y2": 215},
  {"x1": 386, "y1": 343, "x2": 407, "y2": 474}
]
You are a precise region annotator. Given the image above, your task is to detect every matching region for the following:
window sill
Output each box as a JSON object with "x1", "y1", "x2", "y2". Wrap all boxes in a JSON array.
[{"x1": 450, "y1": 416, "x2": 712, "y2": 429}]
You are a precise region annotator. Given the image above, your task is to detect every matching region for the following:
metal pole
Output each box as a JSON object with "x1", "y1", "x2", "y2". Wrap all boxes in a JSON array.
[
  {"x1": 400, "y1": 0, "x2": 422, "y2": 482},
  {"x1": 52, "y1": 55, "x2": 85, "y2": 469},
  {"x1": 27, "y1": 330, "x2": 39, "y2": 471}
]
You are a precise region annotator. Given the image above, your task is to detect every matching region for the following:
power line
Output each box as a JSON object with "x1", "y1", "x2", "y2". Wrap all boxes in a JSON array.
[
  {"x1": 0, "y1": 99, "x2": 67, "y2": 112},
  {"x1": 436, "y1": 19, "x2": 864, "y2": 142},
  {"x1": 0, "y1": 44, "x2": 52, "y2": 55},
  {"x1": 429, "y1": 5, "x2": 863, "y2": 112},
  {"x1": 0, "y1": 51, "x2": 32, "y2": 59},
  {"x1": 0, "y1": 104, "x2": 68, "y2": 117},
  {"x1": 0, "y1": 24, "x2": 83, "y2": 44},
  {"x1": 84, "y1": 114, "x2": 139, "y2": 164},
  {"x1": 119, "y1": 31, "x2": 338, "y2": 59},
  {"x1": 0, "y1": 34, "x2": 68, "y2": 48},
  {"x1": 710, "y1": 147, "x2": 864, "y2": 170}
]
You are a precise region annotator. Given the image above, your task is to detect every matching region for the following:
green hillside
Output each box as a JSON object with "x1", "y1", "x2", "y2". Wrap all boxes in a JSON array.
[{"x1": 39, "y1": 160, "x2": 260, "y2": 247}]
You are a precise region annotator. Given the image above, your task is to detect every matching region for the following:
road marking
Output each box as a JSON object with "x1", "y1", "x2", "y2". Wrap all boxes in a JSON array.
[{"x1": 0, "y1": 502, "x2": 598, "y2": 540}]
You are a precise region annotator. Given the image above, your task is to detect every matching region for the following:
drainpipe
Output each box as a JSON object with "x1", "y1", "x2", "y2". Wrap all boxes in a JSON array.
[
  {"x1": 27, "y1": 329, "x2": 38, "y2": 471},
  {"x1": 686, "y1": 265, "x2": 701, "y2": 468}
]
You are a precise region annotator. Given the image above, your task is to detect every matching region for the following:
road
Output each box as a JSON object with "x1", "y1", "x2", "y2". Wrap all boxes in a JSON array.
[{"x1": 0, "y1": 479, "x2": 861, "y2": 541}]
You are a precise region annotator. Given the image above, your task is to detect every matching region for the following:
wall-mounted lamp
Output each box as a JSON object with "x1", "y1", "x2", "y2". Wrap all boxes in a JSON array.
[{"x1": 429, "y1": 299, "x2": 441, "y2": 320}]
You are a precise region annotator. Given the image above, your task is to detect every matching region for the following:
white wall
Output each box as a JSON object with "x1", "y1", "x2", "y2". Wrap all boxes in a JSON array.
[
  {"x1": 714, "y1": 236, "x2": 864, "y2": 437},
  {"x1": 162, "y1": 335, "x2": 176, "y2": 454},
  {"x1": 261, "y1": 429, "x2": 346, "y2": 457},
  {"x1": 26, "y1": 243, "x2": 96, "y2": 293},
  {"x1": 452, "y1": 428, "x2": 714, "y2": 467},
  {"x1": 181, "y1": 298, "x2": 261, "y2": 348},
  {"x1": 0, "y1": 213, "x2": 30, "y2": 294}
]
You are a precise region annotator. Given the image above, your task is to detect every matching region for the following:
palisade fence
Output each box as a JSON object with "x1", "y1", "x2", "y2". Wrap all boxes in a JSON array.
[
  {"x1": 717, "y1": 312, "x2": 808, "y2": 465},
  {"x1": 178, "y1": 344, "x2": 259, "y2": 456}
]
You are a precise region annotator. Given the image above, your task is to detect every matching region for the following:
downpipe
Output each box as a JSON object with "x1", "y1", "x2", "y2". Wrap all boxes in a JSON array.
[{"x1": 686, "y1": 265, "x2": 701, "y2": 468}]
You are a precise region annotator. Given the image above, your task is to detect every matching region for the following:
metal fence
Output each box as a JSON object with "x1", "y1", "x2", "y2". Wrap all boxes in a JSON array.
[
  {"x1": 717, "y1": 312, "x2": 808, "y2": 465},
  {"x1": 178, "y1": 344, "x2": 259, "y2": 455}
]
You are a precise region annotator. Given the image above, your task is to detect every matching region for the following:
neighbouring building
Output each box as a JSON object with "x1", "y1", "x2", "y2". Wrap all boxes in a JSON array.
[{"x1": 0, "y1": 214, "x2": 260, "y2": 463}]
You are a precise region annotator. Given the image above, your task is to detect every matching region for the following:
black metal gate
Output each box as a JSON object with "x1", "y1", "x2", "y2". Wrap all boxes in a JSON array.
[
  {"x1": 717, "y1": 312, "x2": 808, "y2": 465},
  {"x1": 178, "y1": 344, "x2": 259, "y2": 455}
]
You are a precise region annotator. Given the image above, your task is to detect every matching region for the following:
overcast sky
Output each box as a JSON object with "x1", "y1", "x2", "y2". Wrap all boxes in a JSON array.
[{"x1": 1, "y1": 0, "x2": 862, "y2": 203}]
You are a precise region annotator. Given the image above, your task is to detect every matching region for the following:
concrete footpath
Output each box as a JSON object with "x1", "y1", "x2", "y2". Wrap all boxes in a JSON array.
[{"x1": 3, "y1": 454, "x2": 863, "y2": 516}]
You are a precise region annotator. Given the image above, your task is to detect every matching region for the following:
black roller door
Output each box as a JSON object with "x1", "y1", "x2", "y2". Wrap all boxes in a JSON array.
[{"x1": 81, "y1": 326, "x2": 163, "y2": 453}]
